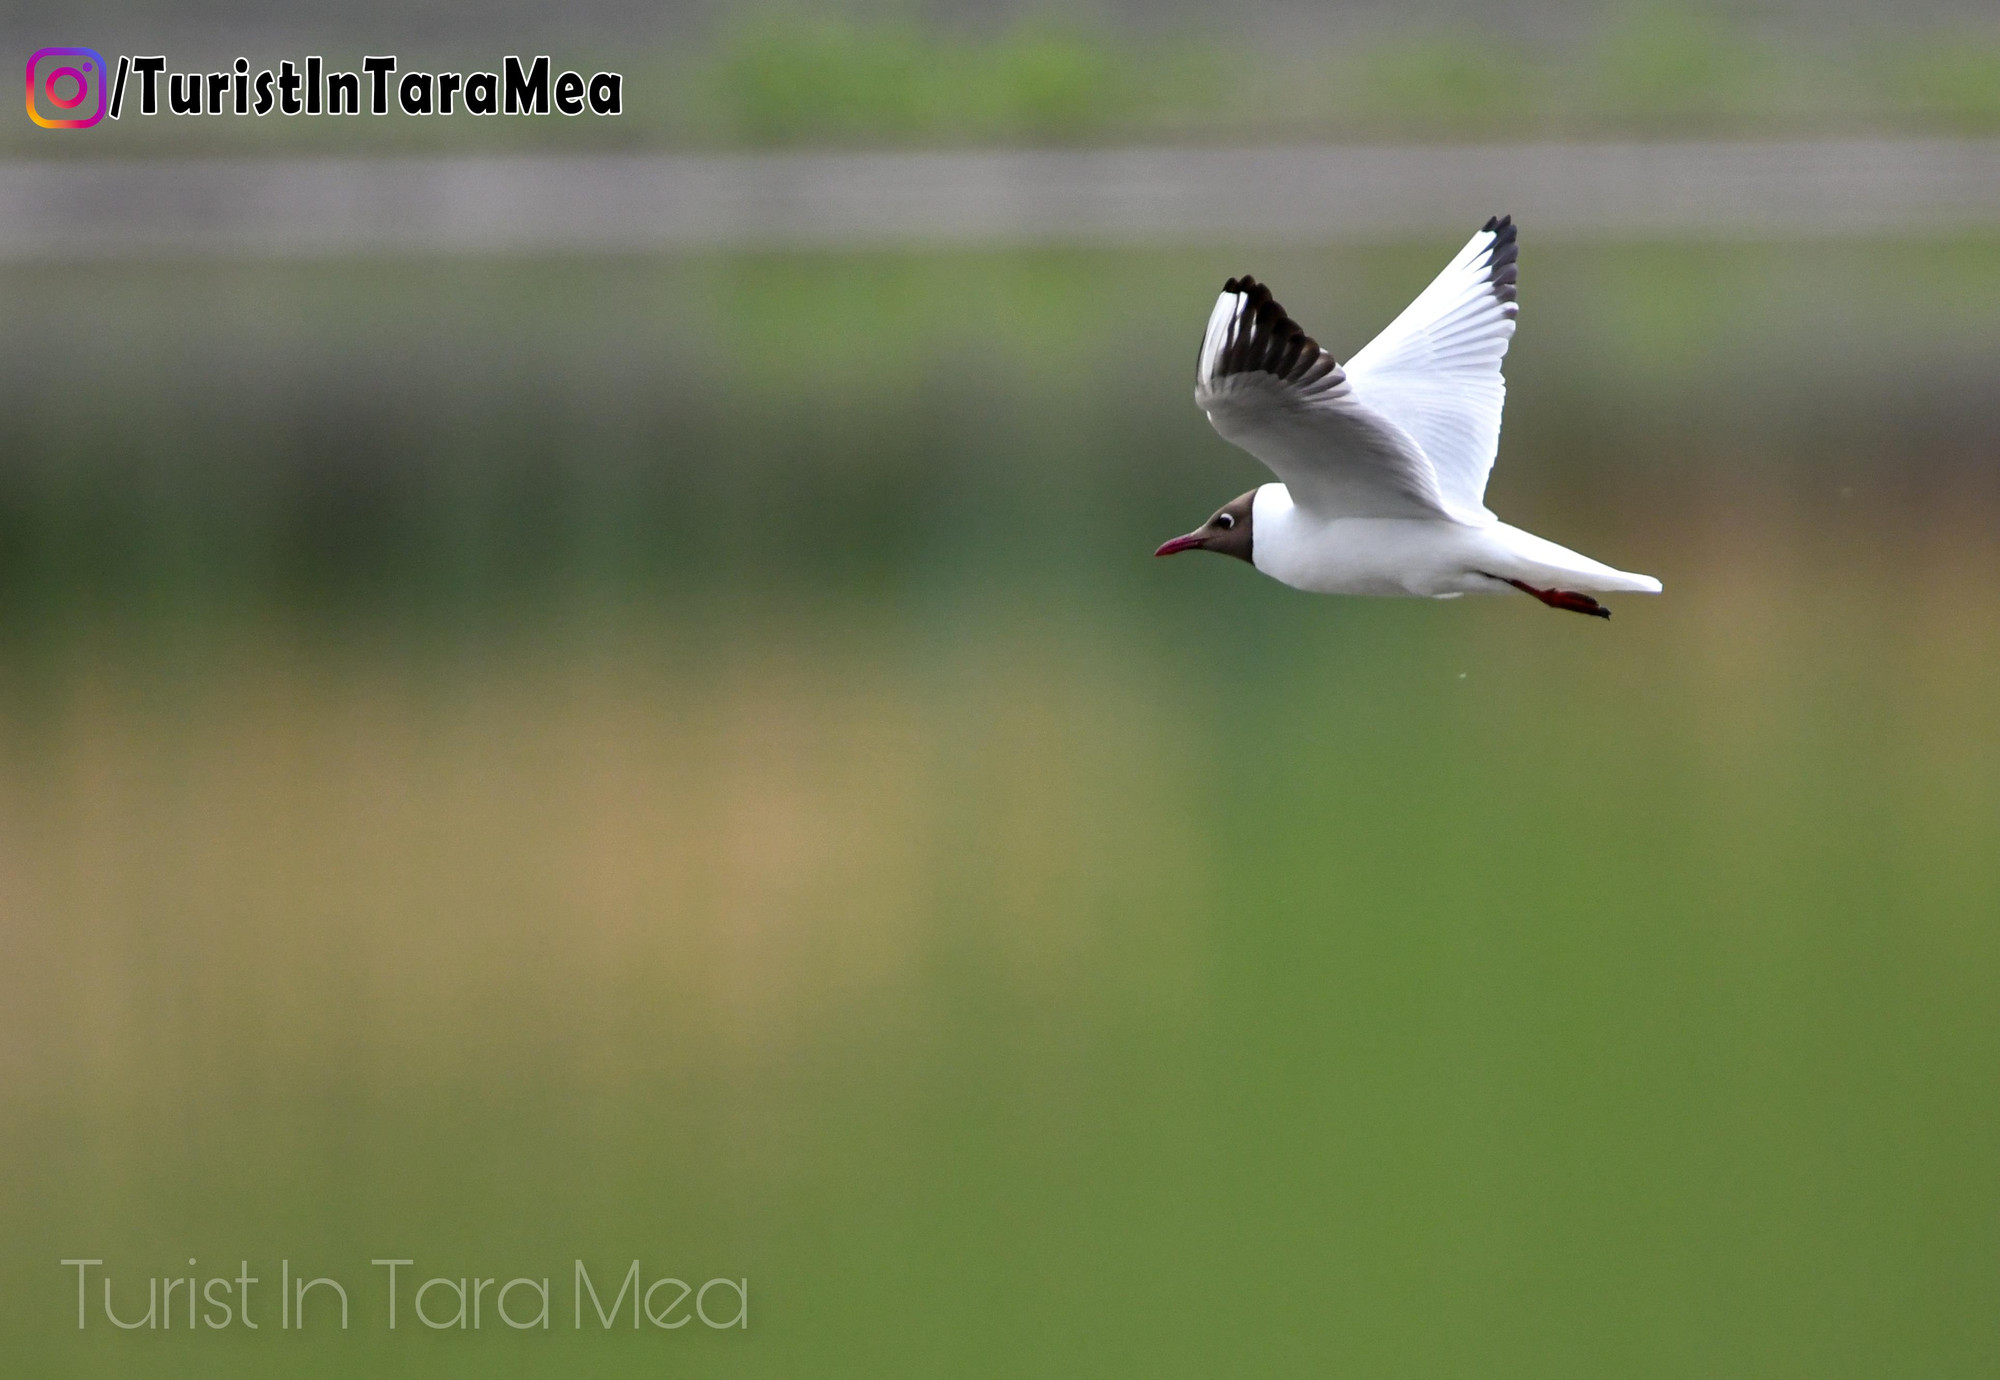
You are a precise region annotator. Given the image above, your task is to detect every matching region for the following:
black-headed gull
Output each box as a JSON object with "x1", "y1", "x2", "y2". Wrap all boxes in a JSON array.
[{"x1": 1155, "y1": 217, "x2": 1660, "y2": 618}]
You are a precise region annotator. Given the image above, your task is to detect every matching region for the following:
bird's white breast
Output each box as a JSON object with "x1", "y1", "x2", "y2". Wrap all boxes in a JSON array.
[{"x1": 1250, "y1": 483, "x2": 1499, "y2": 598}]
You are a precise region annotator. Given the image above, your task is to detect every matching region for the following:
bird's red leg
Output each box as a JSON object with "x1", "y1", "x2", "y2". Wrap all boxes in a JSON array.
[{"x1": 1498, "y1": 577, "x2": 1610, "y2": 619}]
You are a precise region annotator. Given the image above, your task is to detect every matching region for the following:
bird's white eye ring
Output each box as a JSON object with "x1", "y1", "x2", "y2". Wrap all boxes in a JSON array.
[{"x1": 1215, "y1": 512, "x2": 1236, "y2": 529}]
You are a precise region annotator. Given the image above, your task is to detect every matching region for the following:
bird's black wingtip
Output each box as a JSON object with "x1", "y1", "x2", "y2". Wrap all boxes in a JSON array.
[
  {"x1": 1201, "y1": 275, "x2": 1341, "y2": 392},
  {"x1": 1481, "y1": 215, "x2": 1519, "y2": 305}
]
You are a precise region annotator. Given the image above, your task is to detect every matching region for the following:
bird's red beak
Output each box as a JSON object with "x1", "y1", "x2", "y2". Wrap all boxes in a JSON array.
[{"x1": 1153, "y1": 532, "x2": 1206, "y2": 557}]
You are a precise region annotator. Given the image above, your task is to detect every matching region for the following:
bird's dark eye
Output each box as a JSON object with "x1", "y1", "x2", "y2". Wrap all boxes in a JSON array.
[{"x1": 1215, "y1": 512, "x2": 1236, "y2": 530}]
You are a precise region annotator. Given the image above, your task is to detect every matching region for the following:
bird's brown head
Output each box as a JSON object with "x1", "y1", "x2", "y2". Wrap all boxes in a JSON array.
[{"x1": 1154, "y1": 490, "x2": 1256, "y2": 564}]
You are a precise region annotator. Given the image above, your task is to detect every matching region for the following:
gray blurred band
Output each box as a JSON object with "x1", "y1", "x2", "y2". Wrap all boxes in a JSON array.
[{"x1": 4, "y1": 139, "x2": 1999, "y2": 259}]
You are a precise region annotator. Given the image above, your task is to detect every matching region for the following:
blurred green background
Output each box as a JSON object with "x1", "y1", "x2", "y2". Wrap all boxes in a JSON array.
[
  {"x1": 5, "y1": 238, "x2": 1998, "y2": 1377},
  {"x1": 4, "y1": 2, "x2": 2000, "y2": 1377}
]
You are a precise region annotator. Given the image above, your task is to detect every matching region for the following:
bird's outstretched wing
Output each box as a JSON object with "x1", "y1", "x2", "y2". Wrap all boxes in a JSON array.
[
  {"x1": 1193, "y1": 217, "x2": 1520, "y2": 525},
  {"x1": 1195, "y1": 277, "x2": 1451, "y2": 521},
  {"x1": 1342, "y1": 217, "x2": 1519, "y2": 521}
]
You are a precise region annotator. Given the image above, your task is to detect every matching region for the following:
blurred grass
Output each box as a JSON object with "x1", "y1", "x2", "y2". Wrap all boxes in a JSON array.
[
  {"x1": 2, "y1": 241, "x2": 1998, "y2": 1375},
  {"x1": 4, "y1": 502, "x2": 1997, "y2": 1377},
  {"x1": 700, "y1": 14, "x2": 1223, "y2": 145},
  {"x1": 16, "y1": 5, "x2": 2000, "y2": 158}
]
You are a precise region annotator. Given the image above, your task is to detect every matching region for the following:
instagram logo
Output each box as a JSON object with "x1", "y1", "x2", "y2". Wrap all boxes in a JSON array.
[{"x1": 27, "y1": 48, "x2": 108, "y2": 128}]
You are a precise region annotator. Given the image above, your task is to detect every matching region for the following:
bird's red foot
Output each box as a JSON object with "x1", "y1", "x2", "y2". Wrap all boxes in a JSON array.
[{"x1": 1500, "y1": 577, "x2": 1610, "y2": 618}]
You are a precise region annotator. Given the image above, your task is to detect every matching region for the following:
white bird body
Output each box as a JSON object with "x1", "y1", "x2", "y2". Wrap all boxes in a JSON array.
[
  {"x1": 1249, "y1": 487, "x2": 1662, "y2": 600},
  {"x1": 1158, "y1": 217, "x2": 1661, "y2": 617}
]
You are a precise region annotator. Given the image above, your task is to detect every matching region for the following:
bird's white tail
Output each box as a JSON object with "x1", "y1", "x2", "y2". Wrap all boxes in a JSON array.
[{"x1": 1491, "y1": 524, "x2": 1662, "y2": 594}]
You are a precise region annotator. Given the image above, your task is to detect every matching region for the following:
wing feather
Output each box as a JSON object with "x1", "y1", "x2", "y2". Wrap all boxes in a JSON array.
[
  {"x1": 1193, "y1": 275, "x2": 1452, "y2": 521},
  {"x1": 1343, "y1": 217, "x2": 1519, "y2": 521}
]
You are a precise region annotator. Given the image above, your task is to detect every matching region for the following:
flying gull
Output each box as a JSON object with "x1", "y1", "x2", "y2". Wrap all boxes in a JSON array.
[{"x1": 1156, "y1": 217, "x2": 1660, "y2": 618}]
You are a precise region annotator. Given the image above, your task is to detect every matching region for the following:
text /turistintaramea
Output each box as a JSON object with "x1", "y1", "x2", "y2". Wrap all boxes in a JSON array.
[{"x1": 108, "y1": 55, "x2": 622, "y2": 119}]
